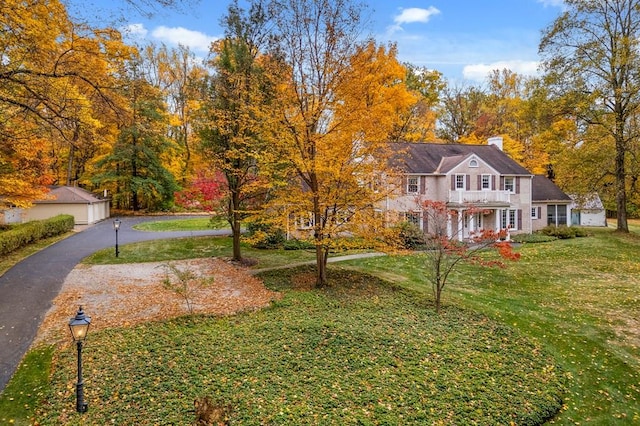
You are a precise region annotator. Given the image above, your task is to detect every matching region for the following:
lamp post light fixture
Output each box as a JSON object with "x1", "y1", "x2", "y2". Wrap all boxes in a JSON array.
[
  {"x1": 69, "y1": 306, "x2": 91, "y2": 413},
  {"x1": 113, "y1": 218, "x2": 121, "y2": 257}
]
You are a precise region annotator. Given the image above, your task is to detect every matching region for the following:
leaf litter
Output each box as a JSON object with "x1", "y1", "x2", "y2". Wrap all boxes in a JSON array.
[{"x1": 34, "y1": 258, "x2": 280, "y2": 346}]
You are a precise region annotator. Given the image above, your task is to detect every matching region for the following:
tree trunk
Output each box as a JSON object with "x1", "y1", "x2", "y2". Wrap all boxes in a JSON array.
[
  {"x1": 232, "y1": 222, "x2": 242, "y2": 262},
  {"x1": 230, "y1": 193, "x2": 242, "y2": 262},
  {"x1": 315, "y1": 243, "x2": 327, "y2": 287},
  {"x1": 66, "y1": 123, "x2": 80, "y2": 186},
  {"x1": 615, "y1": 130, "x2": 629, "y2": 232},
  {"x1": 66, "y1": 143, "x2": 75, "y2": 187},
  {"x1": 312, "y1": 189, "x2": 327, "y2": 287},
  {"x1": 131, "y1": 135, "x2": 139, "y2": 211}
]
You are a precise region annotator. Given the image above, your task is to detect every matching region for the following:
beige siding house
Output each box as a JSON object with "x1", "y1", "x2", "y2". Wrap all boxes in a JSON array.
[
  {"x1": 24, "y1": 186, "x2": 110, "y2": 225},
  {"x1": 384, "y1": 139, "x2": 571, "y2": 239},
  {"x1": 531, "y1": 175, "x2": 573, "y2": 231}
]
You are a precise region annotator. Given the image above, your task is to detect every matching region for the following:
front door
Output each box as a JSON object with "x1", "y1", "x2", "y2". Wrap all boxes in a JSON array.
[{"x1": 463, "y1": 212, "x2": 483, "y2": 238}]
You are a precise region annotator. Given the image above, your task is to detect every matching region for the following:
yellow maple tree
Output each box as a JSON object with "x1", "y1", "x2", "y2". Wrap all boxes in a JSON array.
[
  {"x1": 269, "y1": 5, "x2": 415, "y2": 286},
  {"x1": 0, "y1": 0, "x2": 133, "y2": 208}
]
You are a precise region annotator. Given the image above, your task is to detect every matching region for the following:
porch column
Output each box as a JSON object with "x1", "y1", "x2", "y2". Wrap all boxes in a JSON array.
[
  {"x1": 457, "y1": 209, "x2": 464, "y2": 242},
  {"x1": 496, "y1": 209, "x2": 501, "y2": 231},
  {"x1": 469, "y1": 212, "x2": 475, "y2": 236}
]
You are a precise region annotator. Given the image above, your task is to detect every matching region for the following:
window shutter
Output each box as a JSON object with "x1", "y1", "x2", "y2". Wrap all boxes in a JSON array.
[
  {"x1": 451, "y1": 175, "x2": 455, "y2": 190},
  {"x1": 423, "y1": 214, "x2": 428, "y2": 232},
  {"x1": 477, "y1": 175, "x2": 481, "y2": 190},
  {"x1": 517, "y1": 209, "x2": 522, "y2": 230},
  {"x1": 401, "y1": 176, "x2": 407, "y2": 194},
  {"x1": 466, "y1": 174, "x2": 470, "y2": 190},
  {"x1": 537, "y1": 207, "x2": 541, "y2": 218},
  {"x1": 420, "y1": 176, "x2": 426, "y2": 194},
  {"x1": 500, "y1": 176, "x2": 505, "y2": 190},
  {"x1": 492, "y1": 175, "x2": 496, "y2": 190},
  {"x1": 515, "y1": 177, "x2": 521, "y2": 194}
]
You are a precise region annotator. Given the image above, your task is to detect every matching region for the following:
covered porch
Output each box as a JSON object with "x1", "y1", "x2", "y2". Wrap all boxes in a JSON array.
[{"x1": 446, "y1": 202, "x2": 512, "y2": 242}]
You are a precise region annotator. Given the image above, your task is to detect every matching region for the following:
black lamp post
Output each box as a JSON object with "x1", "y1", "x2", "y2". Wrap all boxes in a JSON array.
[
  {"x1": 69, "y1": 306, "x2": 91, "y2": 413},
  {"x1": 113, "y1": 218, "x2": 121, "y2": 257}
]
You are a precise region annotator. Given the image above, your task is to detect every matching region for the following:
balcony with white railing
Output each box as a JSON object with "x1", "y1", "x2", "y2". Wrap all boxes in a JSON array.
[{"x1": 448, "y1": 190, "x2": 511, "y2": 205}]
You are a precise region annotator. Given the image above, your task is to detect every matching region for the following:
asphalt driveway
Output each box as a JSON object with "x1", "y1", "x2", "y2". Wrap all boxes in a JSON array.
[{"x1": 0, "y1": 216, "x2": 229, "y2": 393}]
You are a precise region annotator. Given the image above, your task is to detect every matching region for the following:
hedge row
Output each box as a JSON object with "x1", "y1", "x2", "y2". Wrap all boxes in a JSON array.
[{"x1": 0, "y1": 215, "x2": 75, "y2": 257}]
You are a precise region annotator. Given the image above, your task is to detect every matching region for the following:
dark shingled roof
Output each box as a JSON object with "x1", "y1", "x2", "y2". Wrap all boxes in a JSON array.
[
  {"x1": 532, "y1": 175, "x2": 572, "y2": 202},
  {"x1": 389, "y1": 142, "x2": 532, "y2": 175}
]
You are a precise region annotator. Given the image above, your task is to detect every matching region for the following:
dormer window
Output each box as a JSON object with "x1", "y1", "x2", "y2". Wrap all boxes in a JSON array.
[{"x1": 469, "y1": 159, "x2": 478, "y2": 167}]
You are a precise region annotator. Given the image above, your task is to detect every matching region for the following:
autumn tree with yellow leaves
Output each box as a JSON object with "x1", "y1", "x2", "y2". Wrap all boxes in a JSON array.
[
  {"x1": 0, "y1": 0, "x2": 133, "y2": 208},
  {"x1": 540, "y1": 0, "x2": 640, "y2": 232},
  {"x1": 267, "y1": 0, "x2": 415, "y2": 287}
]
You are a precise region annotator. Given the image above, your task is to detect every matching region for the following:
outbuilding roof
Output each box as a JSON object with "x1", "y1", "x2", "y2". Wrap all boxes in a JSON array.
[{"x1": 35, "y1": 186, "x2": 104, "y2": 204}]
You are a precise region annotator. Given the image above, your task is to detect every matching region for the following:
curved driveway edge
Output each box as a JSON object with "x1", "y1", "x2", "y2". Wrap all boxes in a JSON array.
[{"x1": 0, "y1": 216, "x2": 229, "y2": 393}]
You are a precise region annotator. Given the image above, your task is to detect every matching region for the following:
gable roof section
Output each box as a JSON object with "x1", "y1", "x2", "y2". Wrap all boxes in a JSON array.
[
  {"x1": 35, "y1": 186, "x2": 104, "y2": 204},
  {"x1": 532, "y1": 175, "x2": 572, "y2": 202},
  {"x1": 436, "y1": 154, "x2": 467, "y2": 173},
  {"x1": 570, "y1": 193, "x2": 604, "y2": 210},
  {"x1": 389, "y1": 142, "x2": 532, "y2": 175}
]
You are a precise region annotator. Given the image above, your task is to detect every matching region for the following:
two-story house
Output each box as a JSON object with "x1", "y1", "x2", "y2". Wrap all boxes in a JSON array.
[{"x1": 385, "y1": 138, "x2": 571, "y2": 240}]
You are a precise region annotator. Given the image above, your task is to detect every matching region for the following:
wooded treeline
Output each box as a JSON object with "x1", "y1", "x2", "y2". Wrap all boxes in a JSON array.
[{"x1": 2, "y1": 0, "x2": 640, "y2": 245}]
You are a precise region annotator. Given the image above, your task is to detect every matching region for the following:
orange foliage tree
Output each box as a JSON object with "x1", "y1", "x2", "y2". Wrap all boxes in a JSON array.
[
  {"x1": 0, "y1": 0, "x2": 133, "y2": 208},
  {"x1": 268, "y1": 0, "x2": 415, "y2": 287},
  {"x1": 417, "y1": 200, "x2": 520, "y2": 313}
]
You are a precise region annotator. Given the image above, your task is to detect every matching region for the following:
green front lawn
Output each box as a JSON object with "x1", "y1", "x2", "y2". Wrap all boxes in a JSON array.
[
  {"x1": 82, "y1": 235, "x2": 320, "y2": 268},
  {"x1": 33, "y1": 268, "x2": 562, "y2": 425},
  {"x1": 132, "y1": 216, "x2": 228, "y2": 232},
  {"x1": 343, "y1": 227, "x2": 640, "y2": 424},
  {"x1": 3, "y1": 220, "x2": 640, "y2": 424}
]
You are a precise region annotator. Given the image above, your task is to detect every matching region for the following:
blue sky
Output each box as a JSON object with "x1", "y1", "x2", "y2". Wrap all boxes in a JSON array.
[{"x1": 76, "y1": 0, "x2": 566, "y2": 83}]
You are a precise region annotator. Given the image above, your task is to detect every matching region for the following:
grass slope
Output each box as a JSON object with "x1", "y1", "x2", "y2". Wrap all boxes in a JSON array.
[
  {"x1": 34, "y1": 267, "x2": 562, "y2": 425},
  {"x1": 132, "y1": 217, "x2": 227, "y2": 232},
  {"x1": 343, "y1": 228, "x2": 640, "y2": 424}
]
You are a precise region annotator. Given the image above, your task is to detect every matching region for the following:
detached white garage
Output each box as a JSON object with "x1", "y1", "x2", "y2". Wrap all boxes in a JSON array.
[
  {"x1": 24, "y1": 186, "x2": 110, "y2": 225},
  {"x1": 570, "y1": 193, "x2": 607, "y2": 227}
]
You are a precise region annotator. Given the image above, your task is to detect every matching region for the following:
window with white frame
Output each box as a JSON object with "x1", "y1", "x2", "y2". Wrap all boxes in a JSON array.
[
  {"x1": 407, "y1": 176, "x2": 419, "y2": 193},
  {"x1": 504, "y1": 176, "x2": 515, "y2": 192},
  {"x1": 501, "y1": 209, "x2": 518, "y2": 230},
  {"x1": 547, "y1": 204, "x2": 567, "y2": 226},
  {"x1": 455, "y1": 174, "x2": 466, "y2": 190},
  {"x1": 469, "y1": 159, "x2": 478, "y2": 167},
  {"x1": 481, "y1": 174, "x2": 491, "y2": 190},
  {"x1": 531, "y1": 207, "x2": 538, "y2": 219},
  {"x1": 405, "y1": 211, "x2": 421, "y2": 228}
]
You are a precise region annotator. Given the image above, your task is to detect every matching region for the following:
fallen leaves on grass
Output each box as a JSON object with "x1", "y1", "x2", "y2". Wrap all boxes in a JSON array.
[{"x1": 34, "y1": 258, "x2": 280, "y2": 346}]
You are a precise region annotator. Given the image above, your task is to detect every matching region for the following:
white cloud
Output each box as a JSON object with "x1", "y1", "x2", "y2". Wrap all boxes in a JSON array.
[
  {"x1": 537, "y1": 0, "x2": 564, "y2": 7},
  {"x1": 123, "y1": 23, "x2": 148, "y2": 38},
  {"x1": 462, "y1": 60, "x2": 540, "y2": 82},
  {"x1": 387, "y1": 7, "x2": 440, "y2": 34},
  {"x1": 394, "y1": 7, "x2": 440, "y2": 24},
  {"x1": 151, "y1": 26, "x2": 217, "y2": 54}
]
